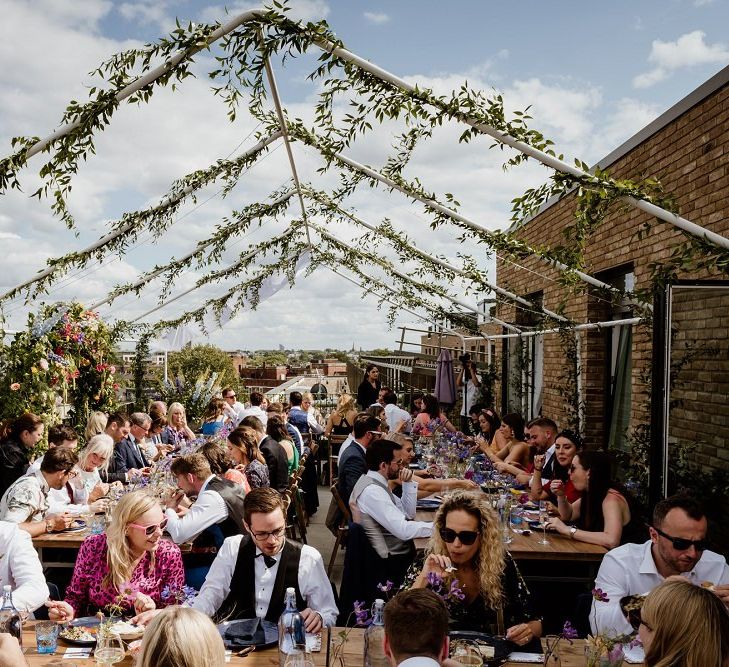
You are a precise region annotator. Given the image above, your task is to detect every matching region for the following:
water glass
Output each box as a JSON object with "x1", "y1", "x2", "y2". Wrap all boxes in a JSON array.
[
  {"x1": 95, "y1": 631, "x2": 125, "y2": 665},
  {"x1": 509, "y1": 506, "x2": 524, "y2": 533},
  {"x1": 35, "y1": 621, "x2": 59, "y2": 654},
  {"x1": 91, "y1": 513, "x2": 106, "y2": 535}
]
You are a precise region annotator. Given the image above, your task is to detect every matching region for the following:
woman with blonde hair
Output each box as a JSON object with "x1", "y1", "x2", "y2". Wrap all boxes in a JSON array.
[
  {"x1": 84, "y1": 411, "x2": 108, "y2": 442},
  {"x1": 324, "y1": 393, "x2": 358, "y2": 437},
  {"x1": 640, "y1": 578, "x2": 729, "y2": 667},
  {"x1": 137, "y1": 606, "x2": 226, "y2": 667},
  {"x1": 65, "y1": 433, "x2": 115, "y2": 513},
  {"x1": 164, "y1": 402, "x2": 196, "y2": 447},
  {"x1": 404, "y1": 491, "x2": 541, "y2": 644},
  {"x1": 47, "y1": 491, "x2": 185, "y2": 622}
]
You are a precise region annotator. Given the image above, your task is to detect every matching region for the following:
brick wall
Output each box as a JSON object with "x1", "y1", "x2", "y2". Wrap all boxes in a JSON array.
[{"x1": 494, "y1": 76, "x2": 729, "y2": 459}]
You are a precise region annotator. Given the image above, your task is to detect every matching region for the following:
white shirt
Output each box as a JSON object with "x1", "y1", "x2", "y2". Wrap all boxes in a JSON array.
[
  {"x1": 384, "y1": 403, "x2": 412, "y2": 433},
  {"x1": 0, "y1": 521, "x2": 49, "y2": 612},
  {"x1": 27, "y1": 456, "x2": 42, "y2": 474},
  {"x1": 224, "y1": 401, "x2": 247, "y2": 426},
  {"x1": 0, "y1": 470, "x2": 49, "y2": 523},
  {"x1": 459, "y1": 374, "x2": 481, "y2": 416},
  {"x1": 192, "y1": 535, "x2": 338, "y2": 626},
  {"x1": 354, "y1": 471, "x2": 433, "y2": 541},
  {"x1": 164, "y1": 475, "x2": 228, "y2": 544},
  {"x1": 399, "y1": 658, "x2": 440, "y2": 667},
  {"x1": 239, "y1": 405, "x2": 268, "y2": 427},
  {"x1": 591, "y1": 539, "x2": 729, "y2": 634}
]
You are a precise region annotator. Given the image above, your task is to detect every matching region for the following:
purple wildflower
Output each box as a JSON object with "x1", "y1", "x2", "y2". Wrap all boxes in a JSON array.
[
  {"x1": 353, "y1": 601, "x2": 371, "y2": 627},
  {"x1": 561, "y1": 620, "x2": 579, "y2": 640},
  {"x1": 426, "y1": 571, "x2": 443, "y2": 590},
  {"x1": 448, "y1": 579, "x2": 466, "y2": 602},
  {"x1": 592, "y1": 587, "x2": 610, "y2": 603},
  {"x1": 376, "y1": 580, "x2": 393, "y2": 593}
]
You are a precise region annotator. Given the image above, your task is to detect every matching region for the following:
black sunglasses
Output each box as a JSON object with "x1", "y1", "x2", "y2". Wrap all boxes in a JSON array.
[
  {"x1": 439, "y1": 528, "x2": 479, "y2": 545},
  {"x1": 654, "y1": 526, "x2": 708, "y2": 552}
]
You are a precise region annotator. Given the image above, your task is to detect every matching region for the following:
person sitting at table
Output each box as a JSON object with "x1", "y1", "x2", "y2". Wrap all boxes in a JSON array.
[
  {"x1": 384, "y1": 589, "x2": 462, "y2": 667},
  {"x1": 84, "y1": 410, "x2": 108, "y2": 441},
  {"x1": 227, "y1": 425, "x2": 270, "y2": 489},
  {"x1": 325, "y1": 393, "x2": 358, "y2": 438},
  {"x1": 349, "y1": 440, "x2": 433, "y2": 587},
  {"x1": 413, "y1": 395, "x2": 457, "y2": 435},
  {"x1": 136, "y1": 606, "x2": 227, "y2": 667},
  {"x1": 529, "y1": 430, "x2": 584, "y2": 505},
  {"x1": 484, "y1": 412, "x2": 530, "y2": 470},
  {"x1": 404, "y1": 491, "x2": 542, "y2": 645},
  {"x1": 199, "y1": 440, "x2": 250, "y2": 492},
  {"x1": 27, "y1": 424, "x2": 78, "y2": 474},
  {"x1": 267, "y1": 414, "x2": 299, "y2": 477},
  {"x1": 47, "y1": 490, "x2": 184, "y2": 622},
  {"x1": 145, "y1": 487, "x2": 337, "y2": 631},
  {"x1": 0, "y1": 412, "x2": 44, "y2": 500},
  {"x1": 382, "y1": 390, "x2": 412, "y2": 434},
  {"x1": 200, "y1": 398, "x2": 228, "y2": 437},
  {"x1": 239, "y1": 416, "x2": 288, "y2": 493},
  {"x1": 639, "y1": 578, "x2": 729, "y2": 667},
  {"x1": 409, "y1": 392, "x2": 425, "y2": 420},
  {"x1": 164, "y1": 453, "x2": 247, "y2": 588},
  {"x1": 591, "y1": 494, "x2": 729, "y2": 635},
  {"x1": 0, "y1": 447, "x2": 77, "y2": 536},
  {"x1": 0, "y1": 520, "x2": 49, "y2": 613},
  {"x1": 164, "y1": 402, "x2": 197, "y2": 448},
  {"x1": 115, "y1": 412, "x2": 152, "y2": 475},
  {"x1": 545, "y1": 450, "x2": 644, "y2": 549},
  {"x1": 472, "y1": 408, "x2": 500, "y2": 457}
]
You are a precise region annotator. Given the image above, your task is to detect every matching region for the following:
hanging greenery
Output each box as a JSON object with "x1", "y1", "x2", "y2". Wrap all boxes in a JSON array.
[{"x1": 133, "y1": 335, "x2": 151, "y2": 411}]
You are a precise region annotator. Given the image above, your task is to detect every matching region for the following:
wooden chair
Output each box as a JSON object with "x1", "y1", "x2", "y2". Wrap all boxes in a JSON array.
[
  {"x1": 327, "y1": 483, "x2": 352, "y2": 576},
  {"x1": 327, "y1": 435, "x2": 347, "y2": 486}
]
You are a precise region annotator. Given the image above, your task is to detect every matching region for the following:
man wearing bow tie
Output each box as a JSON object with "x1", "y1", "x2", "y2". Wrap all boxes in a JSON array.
[{"x1": 191, "y1": 487, "x2": 338, "y2": 631}]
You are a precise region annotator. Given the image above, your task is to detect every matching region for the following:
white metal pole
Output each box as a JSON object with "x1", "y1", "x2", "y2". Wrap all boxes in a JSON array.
[
  {"x1": 164, "y1": 350, "x2": 168, "y2": 383},
  {"x1": 488, "y1": 316, "x2": 643, "y2": 340}
]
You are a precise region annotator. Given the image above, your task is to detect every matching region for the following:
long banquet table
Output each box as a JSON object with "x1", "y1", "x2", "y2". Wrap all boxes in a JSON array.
[{"x1": 21, "y1": 623, "x2": 329, "y2": 666}]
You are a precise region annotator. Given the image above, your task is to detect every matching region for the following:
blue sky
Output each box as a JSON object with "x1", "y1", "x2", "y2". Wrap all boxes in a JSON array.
[{"x1": 1, "y1": 0, "x2": 728, "y2": 351}]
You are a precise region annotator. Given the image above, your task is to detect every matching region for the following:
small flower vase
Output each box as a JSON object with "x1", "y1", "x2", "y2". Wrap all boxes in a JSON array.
[
  {"x1": 542, "y1": 635, "x2": 561, "y2": 666},
  {"x1": 585, "y1": 642, "x2": 624, "y2": 667}
]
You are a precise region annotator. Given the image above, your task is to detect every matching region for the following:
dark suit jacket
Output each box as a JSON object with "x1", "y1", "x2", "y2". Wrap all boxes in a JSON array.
[
  {"x1": 114, "y1": 436, "x2": 150, "y2": 475},
  {"x1": 337, "y1": 441, "x2": 367, "y2": 507},
  {"x1": 259, "y1": 435, "x2": 289, "y2": 493}
]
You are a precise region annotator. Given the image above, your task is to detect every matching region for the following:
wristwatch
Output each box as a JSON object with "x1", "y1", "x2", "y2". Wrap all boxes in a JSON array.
[
  {"x1": 569, "y1": 526, "x2": 577, "y2": 539},
  {"x1": 46, "y1": 520, "x2": 53, "y2": 533}
]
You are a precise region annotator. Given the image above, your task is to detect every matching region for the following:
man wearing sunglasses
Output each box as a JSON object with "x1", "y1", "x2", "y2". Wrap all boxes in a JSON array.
[
  {"x1": 191, "y1": 487, "x2": 337, "y2": 632},
  {"x1": 591, "y1": 494, "x2": 729, "y2": 635}
]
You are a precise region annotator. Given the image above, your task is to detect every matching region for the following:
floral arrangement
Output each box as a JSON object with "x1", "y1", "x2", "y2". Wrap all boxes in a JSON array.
[
  {"x1": 543, "y1": 620, "x2": 579, "y2": 664},
  {"x1": 156, "y1": 370, "x2": 220, "y2": 423},
  {"x1": 0, "y1": 302, "x2": 120, "y2": 439},
  {"x1": 161, "y1": 585, "x2": 198, "y2": 606},
  {"x1": 587, "y1": 587, "x2": 634, "y2": 667}
]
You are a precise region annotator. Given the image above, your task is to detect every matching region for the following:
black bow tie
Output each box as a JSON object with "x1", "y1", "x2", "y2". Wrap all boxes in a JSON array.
[{"x1": 256, "y1": 553, "x2": 277, "y2": 568}]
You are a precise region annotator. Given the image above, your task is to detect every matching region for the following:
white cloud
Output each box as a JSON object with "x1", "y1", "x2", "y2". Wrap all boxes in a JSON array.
[
  {"x1": 363, "y1": 11, "x2": 389, "y2": 24},
  {"x1": 197, "y1": 0, "x2": 330, "y2": 25},
  {"x1": 633, "y1": 30, "x2": 729, "y2": 88},
  {"x1": 117, "y1": 1, "x2": 175, "y2": 33},
  {"x1": 694, "y1": 0, "x2": 715, "y2": 6}
]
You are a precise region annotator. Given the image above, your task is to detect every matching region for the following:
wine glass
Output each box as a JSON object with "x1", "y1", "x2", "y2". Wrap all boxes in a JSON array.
[
  {"x1": 95, "y1": 631, "x2": 125, "y2": 665},
  {"x1": 538, "y1": 500, "x2": 550, "y2": 545}
]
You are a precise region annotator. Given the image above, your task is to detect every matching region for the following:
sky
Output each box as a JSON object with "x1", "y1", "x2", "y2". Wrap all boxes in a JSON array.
[{"x1": 1, "y1": 0, "x2": 728, "y2": 352}]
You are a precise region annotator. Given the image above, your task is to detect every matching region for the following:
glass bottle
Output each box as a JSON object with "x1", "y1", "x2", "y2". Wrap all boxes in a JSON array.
[
  {"x1": 364, "y1": 599, "x2": 388, "y2": 667},
  {"x1": 278, "y1": 587, "x2": 307, "y2": 667},
  {"x1": 0, "y1": 585, "x2": 22, "y2": 646}
]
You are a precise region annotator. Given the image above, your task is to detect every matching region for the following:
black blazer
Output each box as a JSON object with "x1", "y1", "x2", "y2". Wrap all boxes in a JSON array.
[
  {"x1": 114, "y1": 435, "x2": 150, "y2": 474},
  {"x1": 337, "y1": 442, "x2": 367, "y2": 507},
  {"x1": 259, "y1": 435, "x2": 289, "y2": 493}
]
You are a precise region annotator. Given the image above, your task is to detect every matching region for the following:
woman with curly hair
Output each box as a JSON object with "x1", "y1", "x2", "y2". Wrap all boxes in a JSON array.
[
  {"x1": 640, "y1": 578, "x2": 729, "y2": 667},
  {"x1": 404, "y1": 491, "x2": 541, "y2": 644}
]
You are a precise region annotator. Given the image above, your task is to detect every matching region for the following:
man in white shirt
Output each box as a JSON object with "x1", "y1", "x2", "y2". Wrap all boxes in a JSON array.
[
  {"x1": 456, "y1": 355, "x2": 481, "y2": 433},
  {"x1": 238, "y1": 391, "x2": 268, "y2": 427},
  {"x1": 191, "y1": 487, "x2": 337, "y2": 630},
  {"x1": 382, "y1": 390, "x2": 412, "y2": 434},
  {"x1": 384, "y1": 589, "x2": 457, "y2": 667},
  {"x1": 349, "y1": 440, "x2": 432, "y2": 585},
  {"x1": 0, "y1": 520, "x2": 49, "y2": 613},
  {"x1": 164, "y1": 453, "x2": 248, "y2": 589},
  {"x1": 0, "y1": 448, "x2": 77, "y2": 537},
  {"x1": 591, "y1": 495, "x2": 729, "y2": 635},
  {"x1": 222, "y1": 387, "x2": 247, "y2": 425}
]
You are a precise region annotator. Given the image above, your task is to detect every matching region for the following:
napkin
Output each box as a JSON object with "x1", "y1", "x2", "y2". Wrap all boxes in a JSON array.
[
  {"x1": 506, "y1": 652, "x2": 543, "y2": 663},
  {"x1": 224, "y1": 618, "x2": 265, "y2": 646},
  {"x1": 63, "y1": 647, "x2": 92, "y2": 660},
  {"x1": 623, "y1": 644, "x2": 645, "y2": 664}
]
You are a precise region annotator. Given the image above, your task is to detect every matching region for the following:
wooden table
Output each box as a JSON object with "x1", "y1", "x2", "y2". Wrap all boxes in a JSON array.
[
  {"x1": 331, "y1": 628, "x2": 642, "y2": 666},
  {"x1": 33, "y1": 530, "x2": 89, "y2": 569},
  {"x1": 21, "y1": 623, "x2": 329, "y2": 666},
  {"x1": 414, "y1": 507, "x2": 607, "y2": 562}
]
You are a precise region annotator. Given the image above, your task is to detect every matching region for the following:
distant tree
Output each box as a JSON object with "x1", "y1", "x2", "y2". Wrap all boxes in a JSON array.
[
  {"x1": 323, "y1": 349, "x2": 349, "y2": 362},
  {"x1": 248, "y1": 350, "x2": 288, "y2": 366},
  {"x1": 168, "y1": 344, "x2": 241, "y2": 389},
  {"x1": 367, "y1": 348, "x2": 395, "y2": 357}
]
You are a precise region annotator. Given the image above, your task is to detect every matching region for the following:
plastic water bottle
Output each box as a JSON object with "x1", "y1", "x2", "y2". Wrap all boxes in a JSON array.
[
  {"x1": 364, "y1": 599, "x2": 388, "y2": 667},
  {"x1": 0, "y1": 585, "x2": 22, "y2": 646},
  {"x1": 278, "y1": 587, "x2": 307, "y2": 667}
]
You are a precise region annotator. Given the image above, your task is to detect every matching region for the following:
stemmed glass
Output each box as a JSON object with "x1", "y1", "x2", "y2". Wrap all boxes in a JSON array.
[
  {"x1": 538, "y1": 500, "x2": 550, "y2": 545},
  {"x1": 95, "y1": 630, "x2": 125, "y2": 665}
]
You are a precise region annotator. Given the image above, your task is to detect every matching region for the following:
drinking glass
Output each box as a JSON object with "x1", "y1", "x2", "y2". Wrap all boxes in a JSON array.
[
  {"x1": 91, "y1": 513, "x2": 106, "y2": 535},
  {"x1": 35, "y1": 621, "x2": 59, "y2": 654},
  {"x1": 95, "y1": 631, "x2": 125, "y2": 665},
  {"x1": 509, "y1": 505, "x2": 524, "y2": 534},
  {"x1": 538, "y1": 500, "x2": 550, "y2": 545},
  {"x1": 500, "y1": 498, "x2": 512, "y2": 544}
]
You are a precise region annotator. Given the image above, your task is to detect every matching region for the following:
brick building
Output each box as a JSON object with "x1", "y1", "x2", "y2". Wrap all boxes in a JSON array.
[{"x1": 491, "y1": 65, "x2": 729, "y2": 482}]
